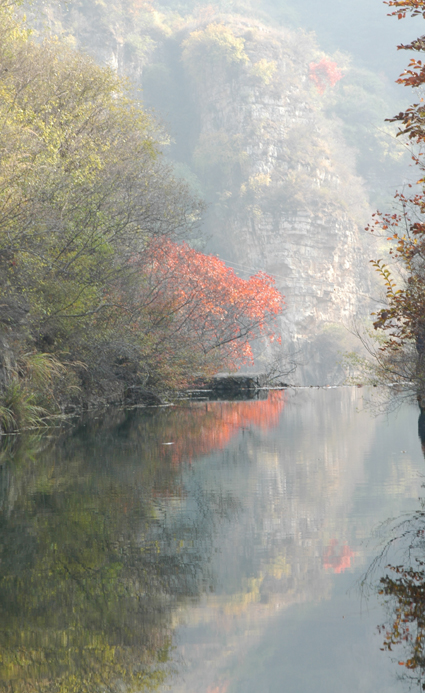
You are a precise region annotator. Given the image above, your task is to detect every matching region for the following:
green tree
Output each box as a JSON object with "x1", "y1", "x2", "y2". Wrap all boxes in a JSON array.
[
  {"x1": 0, "y1": 2, "x2": 206, "y2": 404},
  {"x1": 0, "y1": 3, "x2": 285, "y2": 421}
]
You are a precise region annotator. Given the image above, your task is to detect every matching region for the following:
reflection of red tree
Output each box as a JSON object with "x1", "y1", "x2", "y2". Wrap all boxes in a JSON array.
[
  {"x1": 162, "y1": 390, "x2": 285, "y2": 465},
  {"x1": 323, "y1": 539, "x2": 354, "y2": 574},
  {"x1": 207, "y1": 683, "x2": 229, "y2": 693}
]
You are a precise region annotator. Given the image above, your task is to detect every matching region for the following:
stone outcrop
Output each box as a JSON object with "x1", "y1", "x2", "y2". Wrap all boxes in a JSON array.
[
  {"x1": 173, "y1": 18, "x2": 374, "y2": 384},
  {"x1": 26, "y1": 8, "x2": 376, "y2": 386}
]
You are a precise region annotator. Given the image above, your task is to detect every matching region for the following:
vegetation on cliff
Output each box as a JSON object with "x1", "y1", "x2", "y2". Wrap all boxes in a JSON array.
[
  {"x1": 27, "y1": 0, "x2": 410, "y2": 211},
  {"x1": 0, "y1": 2, "x2": 283, "y2": 429},
  {"x1": 20, "y1": 0, "x2": 413, "y2": 384}
]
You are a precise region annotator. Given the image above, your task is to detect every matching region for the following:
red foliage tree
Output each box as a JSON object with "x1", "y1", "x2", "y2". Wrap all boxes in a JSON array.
[
  {"x1": 129, "y1": 239, "x2": 284, "y2": 386},
  {"x1": 309, "y1": 57, "x2": 342, "y2": 95}
]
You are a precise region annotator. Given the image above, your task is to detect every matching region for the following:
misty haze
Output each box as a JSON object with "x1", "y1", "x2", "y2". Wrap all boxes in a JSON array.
[{"x1": 2, "y1": 0, "x2": 425, "y2": 692}]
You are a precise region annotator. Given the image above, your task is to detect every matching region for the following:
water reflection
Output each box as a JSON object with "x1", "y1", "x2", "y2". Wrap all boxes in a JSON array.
[
  {"x1": 323, "y1": 539, "x2": 354, "y2": 573},
  {"x1": 160, "y1": 391, "x2": 285, "y2": 464},
  {"x1": 419, "y1": 409, "x2": 425, "y2": 453},
  {"x1": 0, "y1": 389, "x2": 423, "y2": 692},
  {"x1": 369, "y1": 408, "x2": 425, "y2": 691},
  {"x1": 0, "y1": 394, "x2": 286, "y2": 692},
  {"x1": 0, "y1": 432, "x2": 185, "y2": 692},
  {"x1": 168, "y1": 389, "x2": 423, "y2": 693}
]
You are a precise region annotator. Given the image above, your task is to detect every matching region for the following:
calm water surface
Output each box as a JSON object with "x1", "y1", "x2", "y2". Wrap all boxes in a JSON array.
[{"x1": 1, "y1": 387, "x2": 424, "y2": 692}]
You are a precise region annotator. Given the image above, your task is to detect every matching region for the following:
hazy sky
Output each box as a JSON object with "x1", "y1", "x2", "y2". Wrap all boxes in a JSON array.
[{"x1": 262, "y1": 0, "x2": 420, "y2": 84}]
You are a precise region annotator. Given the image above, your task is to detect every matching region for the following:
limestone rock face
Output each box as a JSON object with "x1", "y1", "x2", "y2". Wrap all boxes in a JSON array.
[
  {"x1": 34, "y1": 7, "x2": 375, "y2": 384},
  {"x1": 175, "y1": 18, "x2": 374, "y2": 384}
]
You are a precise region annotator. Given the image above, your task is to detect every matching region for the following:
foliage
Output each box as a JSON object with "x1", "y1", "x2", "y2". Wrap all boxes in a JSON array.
[
  {"x1": 386, "y1": 0, "x2": 425, "y2": 21},
  {"x1": 365, "y1": 500, "x2": 425, "y2": 689},
  {"x1": 0, "y1": 382, "x2": 46, "y2": 433},
  {"x1": 309, "y1": 57, "x2": 342, "y2": 95},
  {"x1": 379, "y1": 562, "x2": 425, "y2": 676},
  {"x1": 138, "y1": 238, "x2": 283, "y2": 374},
  {"x1": 0, "y1": 4, "x2": 284, "y2": 414},
  {"x1": 0, "y1": 4, "x2": 192, "y2": 394},
  {"x1": 0, "y1": 352, "x2": 76, "y2": 432},
  {"x1": 385, "y1": 1, "x2": 425, "y2": 142},
  {"x1": 251, "y1": 58, "x2": 277, "y2": 84},
  {"x1": 365, "y1": 0, "x2": 425, "y2": 399},
  {"x1": 182, "y1": 22, "x2": 249, "y2": 79},
  {"x1": 369, "y1": 199, "x2": 425, "y2": 346}
]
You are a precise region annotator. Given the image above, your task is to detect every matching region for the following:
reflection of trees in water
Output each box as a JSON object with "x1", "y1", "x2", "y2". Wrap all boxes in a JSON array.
[
  {"x1": 185, "y1": 389, "x2": 366, "y2": 615},
  {"x1": 0, "y1": 402, "x2": 248, "y2": 693},
  {"x1": 419, "y1": 411, "x2": 425, "y2": 455},
  {"x1": 323, "y1": 539, "x2": 354, "y2": 573},
  {"x1": 368, "y1": 508, "x2": 425, "y2": 690},
  {"x1": 161, "y1": 390, "x2": 285, "y2": 464},
  {"x1": 368, "y1": 410, "x2": 425, "y2": 691}
]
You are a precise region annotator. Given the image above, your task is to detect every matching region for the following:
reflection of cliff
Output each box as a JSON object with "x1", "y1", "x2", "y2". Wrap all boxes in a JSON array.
[
  {"x1": 1, "y1": 389, "x2": 421, "y2": 692},
  {"x1": 166, "y1": 388, "x2": 421, "y2": 692},
  {"x1": 206, "y1": 389, "x2": 374, "y2": 588}
]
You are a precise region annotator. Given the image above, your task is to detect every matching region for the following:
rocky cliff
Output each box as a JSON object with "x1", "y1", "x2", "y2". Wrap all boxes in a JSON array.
[
  {"x1": 29, "y1": 6, "x2": 376, "y2": 384},
  {"x1": 171, "y1": 17, "x2": 374, "y2": 383}
]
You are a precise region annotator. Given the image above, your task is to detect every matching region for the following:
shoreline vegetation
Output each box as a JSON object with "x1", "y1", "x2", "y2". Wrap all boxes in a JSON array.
[
  {"x1": 343, "y1": 2, "x2": 425, "y2": 417},
  {"x1": 3, "y1": 0, "x2": 424, "y2": 433},
  {"x1": 0, "y1": 1, "x2": 284, "y2": 434}
]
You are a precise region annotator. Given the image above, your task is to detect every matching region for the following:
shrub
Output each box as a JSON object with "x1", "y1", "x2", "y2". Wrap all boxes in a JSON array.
[{"x1": 182, "y1": 22, "x2": 249, "y2": 80}]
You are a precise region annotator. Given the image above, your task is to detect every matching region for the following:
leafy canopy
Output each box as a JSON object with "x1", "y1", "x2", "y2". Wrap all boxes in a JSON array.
[{"x1": 0, "y1": 2, "x2": 284, "y2": 410}]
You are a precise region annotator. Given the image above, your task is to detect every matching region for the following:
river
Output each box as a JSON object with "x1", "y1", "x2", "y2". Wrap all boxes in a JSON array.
[{"x1": 0, "y1": 387, "x2": 424, "y2": 692}]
